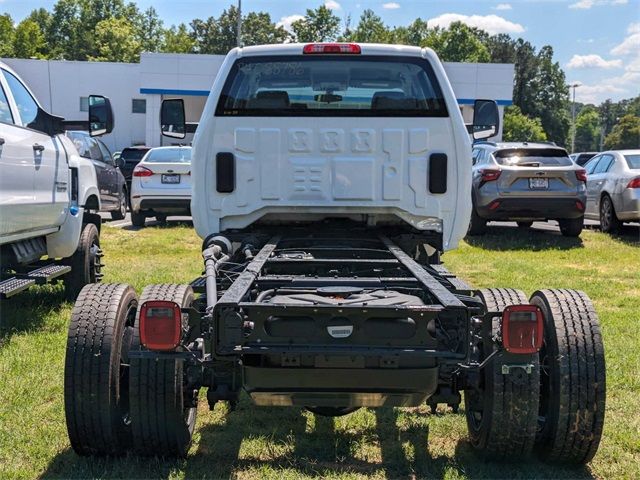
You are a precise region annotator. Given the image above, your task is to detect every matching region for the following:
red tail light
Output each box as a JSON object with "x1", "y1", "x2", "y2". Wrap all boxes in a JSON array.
[
  {"x1": 480, "y1": 169, "x2": 501, "y2": 183},
  {"x1": 303, "y1": 43, "x2": 361, "y2": 54},
  {"x1": 139, "y1": 300, "x2": 182, "y2": 351},
  {"x1": 627, "y1": 177, "x2": 640, "y2": 188},
  {"x1": 133, "y1": 166, "x2": 153, "y2": 177},
  {"x1": 575, "y1": 169, "x2": 587, "y2": 182},
  {"x1": 501, "y1": 305, "x2": 543, "y2": 354}
]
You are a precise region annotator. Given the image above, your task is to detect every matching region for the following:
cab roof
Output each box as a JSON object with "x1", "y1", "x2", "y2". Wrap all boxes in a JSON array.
[{"x1": 234, "y1": 43, "x2": 429, "y2": 58}]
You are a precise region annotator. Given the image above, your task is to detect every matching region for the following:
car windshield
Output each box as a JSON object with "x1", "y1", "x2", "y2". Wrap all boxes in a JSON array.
[
  {"x1": 494, "y1": 148, "x2": 572, "y2": 167},
  {"x1": 121, "y1": 149, "x2": 148, "y2": 161},
  {"x1": 624, "y1": 154, "x2": 640, "y2": 170},
  {"x1": 216, "y1": 55, "x2": 448, "y2": 117},
  {"x1": 145, "y1": 147, "x2": 191, "y2": 163}
]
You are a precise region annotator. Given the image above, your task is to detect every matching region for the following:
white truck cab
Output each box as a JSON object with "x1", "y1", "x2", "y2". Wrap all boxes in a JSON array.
[
  {"x1": 162, "y1": 43, "x2": 499, "y2": 253},
  {"x1": 0, "y1": 61, "x2": 114, "y2": 299}
]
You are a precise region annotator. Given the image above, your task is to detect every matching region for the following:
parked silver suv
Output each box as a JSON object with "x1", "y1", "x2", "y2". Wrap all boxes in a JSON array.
[{"x1": 469, "y1": 142, "x2": 587, "y2": 237}]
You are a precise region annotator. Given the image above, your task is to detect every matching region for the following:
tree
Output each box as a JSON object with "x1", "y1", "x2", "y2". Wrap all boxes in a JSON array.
[
  {"x1": 163, "y1": 24, "x2": 194, "y2": 54},
  {"x1": 0, "y1": 14, "x2": 15, "y2": 57},
  {"x1": 502, "y1": 105, "x2": 548, "y2": 142},
  {"x1": 529, "y1": 46, "x2": 570, "y2": 146},
  {"x1": 190, "y1": 6, "x2": 239, "y2": 54},
  {"x1": 346, "y1": 9, "x2": 390, "y2": 43},
  {"x1": 423, "y1": 22, "x2": 490, "y2": 62},
  {"x1": 12, "y1": 20, "x2": 46, "y2": 59},
  {"x1": 604, "y1": 114, "x2": 640, "y2": 149},
  {"x1": 291, "y1": 5, "x2": 340, "y2": 42},
  {"x1": 573, "y1": 106, "x2": 600, "y2": 152},
  {"x1": 135, "y1": 7, "x2": 165, "y2": 53},
  {"x1": 241, "y1": 12, "x2": 288, "y2": 46},
  {"x1": 92, "y1": 17, "x2": 141, "y2": 62}
]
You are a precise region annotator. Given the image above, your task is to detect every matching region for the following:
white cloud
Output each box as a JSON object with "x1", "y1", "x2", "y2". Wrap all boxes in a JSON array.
[
  {"x1": 610, "y1": 30, "x2": 640, "y2": 56},
  {"x1": 382, "y1": 2, "x2": 401, "y2": 9},
  {"x1": 324, "y1": 0, "x2": 341, "y2": 10},
  {"x1": 494, "y1": 3, "x2": 512, "y2": 10},
  {"x1": 573, "y1": 84, "x2": 626, "y2": 103},
  {"x1": 569, "y1": 0, "x2": 594, "y2": 9},
  {"x1": 277, "y1": 14, "x2": 304, "y2": 32},
  {"x1": 566, "y1": 54, "x2": 623, "y2": 69},
  {"x1": 427, "y1": 13, "x2": 524, "y2": 35},
  {"x1": 569, "y1": 0, "x2": 627, "y2": 8}
]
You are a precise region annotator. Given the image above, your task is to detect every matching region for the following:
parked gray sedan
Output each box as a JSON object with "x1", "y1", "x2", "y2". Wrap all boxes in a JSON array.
[
  {"x1": 583, "y1": 149, "x2": 640, "y2": 232},
  {"x1": 469, "y1": 142, "x2": 587, "y2": 237}
]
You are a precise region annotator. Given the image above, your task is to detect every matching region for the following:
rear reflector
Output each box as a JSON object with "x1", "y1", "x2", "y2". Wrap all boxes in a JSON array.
[
  {"x1": 501, "y1": 304, "x2": 543, "y2": 354},
  {"x1": 133, "y1": 166, "x2": 153, "y2": 177},
  {"x1": 627, "y1": 177, "x2": 640, "y2": 188},
  {"x1": 575, "y1": 169, "x2": 587, "y2": 182},
  {"x1": 303, "y1": 43, "x2": 361, "y2": 54},
  {"x1": 488, "y1": 200, "x2": 501, "y2": 211},
  {"x1": 576, "y1": 200, "x2": 585, "y2": 211},
  {"x1": 139, "y1": 300, "x2": 182, "y2": 351}
]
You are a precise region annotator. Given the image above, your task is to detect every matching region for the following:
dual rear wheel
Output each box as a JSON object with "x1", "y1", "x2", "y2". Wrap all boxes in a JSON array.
[
  {"x1": 64, "y1": 283, "x2": 197, "y2": 457},
  {"x1": 466, "y1": 288, "x2": 605, "y2": 464}
]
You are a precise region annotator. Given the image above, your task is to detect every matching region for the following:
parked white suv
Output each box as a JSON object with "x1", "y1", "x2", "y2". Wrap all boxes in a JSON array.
[{"x1": 0, "y1": 62, "x2": 114, "y2": 299}]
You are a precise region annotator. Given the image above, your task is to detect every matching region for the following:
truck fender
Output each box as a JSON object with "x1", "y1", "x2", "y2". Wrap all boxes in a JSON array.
[{"x1": 46, "y1": 207, "x2": 84, "y2": 259}]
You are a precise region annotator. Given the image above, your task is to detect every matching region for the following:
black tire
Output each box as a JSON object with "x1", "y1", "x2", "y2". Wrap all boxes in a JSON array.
[
  {"x1": 110, "y1": 188, "x2": 127, "y2": 221},
  {"x1": 465, "y1": 288, "x2": 539, "y2": 460},
  {"x1": 64, "y1": 283, "x2": 138, "y2": 456},
  {"x1": 130, "y1": 284, "x2": 197, "y2": 457},
  {"x1": 64, "y1": 222, "x2": 103, "y2": 300},
  {"x1": 599, "y1": 195, "x2": 621, "y2": 233},
  {"x1": 559, "y1": 216, "x2": 583, "y2": 237},
  {"x1": 530, "y1": 289, "x2": 606, "y2": 464},
  {"x1": 468, "y1": 206, "x2": 487, "y2": 236},
  {"x1": 131, "y1": 211, "x2": 145, "y2": 228},
  {"x1": 156, "y1": 213, "x2": 168, "y2": 223},
  {"x1": 517, "y1": 221, "x2": 533, "y2": 229}
]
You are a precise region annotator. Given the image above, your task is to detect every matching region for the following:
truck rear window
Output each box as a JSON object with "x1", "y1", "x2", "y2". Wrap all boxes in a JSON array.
[
  {"x1": 494, "y1": 148, "x2": 572, "y2": 167},
  {"x1": 215, "y1": 55, "x2": 448, "y2": 117}
]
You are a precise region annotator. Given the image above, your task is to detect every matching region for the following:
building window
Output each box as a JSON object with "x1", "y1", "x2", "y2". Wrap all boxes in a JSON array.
[
  {"x1": 79, "y1": 96, "x2": 89, "y2": 112},
  {"x1": 132, "y1": 98, "x2": 146, "y2": 114}
]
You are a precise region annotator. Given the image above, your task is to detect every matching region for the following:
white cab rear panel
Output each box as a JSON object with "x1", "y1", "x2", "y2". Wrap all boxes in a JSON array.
[{"x1": 191, "y1": 44, "x2": 472, "y2": 250}]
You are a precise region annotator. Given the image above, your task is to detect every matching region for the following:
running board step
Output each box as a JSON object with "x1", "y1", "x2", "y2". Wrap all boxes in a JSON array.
[
  {"x1": 17, "y1": 264, "x2": 71, "y2": 284},
  {"x1": 0, "y1": 277, "x2": 36, "y2": 298}
]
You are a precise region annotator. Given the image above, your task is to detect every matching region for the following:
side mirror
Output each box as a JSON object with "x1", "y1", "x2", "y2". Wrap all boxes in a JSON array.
[
  {"x1": 161, "y1": 99, "x2": 186, "y2": 139},
  {"x1": 116, "y1": 157, "x2": 125, "y2": 169},
  {"x1": 472, "y1": 99, "x2": 499, "y2": 141},
  {"x1": 89, "y1": 95, "x2": 114, "y2": 137}
]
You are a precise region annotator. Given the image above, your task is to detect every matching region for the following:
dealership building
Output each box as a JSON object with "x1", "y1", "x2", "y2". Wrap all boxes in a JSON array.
[{"x1": 2, "y1": 52, "x2": 514, "y2": 153}]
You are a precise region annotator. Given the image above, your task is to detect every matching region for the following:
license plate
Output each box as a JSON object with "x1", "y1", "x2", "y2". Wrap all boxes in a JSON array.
[
  {"x1": 161, "y1": 174, "x2": 180, "y2": 184},
  {"x1": 529, "y1": 177, "x2": 548, "y2": 189}
]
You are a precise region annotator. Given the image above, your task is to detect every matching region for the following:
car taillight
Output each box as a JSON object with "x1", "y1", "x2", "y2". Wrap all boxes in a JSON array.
[
  {"x1": 133, "y1": 166, "x2": 153, "y2": 177},
  {"x1": 501, "y1": 305, "x2": 543, "y2": 355},
  {"x1": 627, "y1": 177, "x2": 640, "y2": 188},
  {"x1": 303, "y1": 43, "x2": 361, "y2": 54},
  {"x1": 139, "y1": 300, "x2": 182, "y2": 351},
  {"x1": 575, "y1": 169, "x2": 587, "y2": 182},
  {"x1": 480, "y1": 169, "x2": 501, "y2": 182}
]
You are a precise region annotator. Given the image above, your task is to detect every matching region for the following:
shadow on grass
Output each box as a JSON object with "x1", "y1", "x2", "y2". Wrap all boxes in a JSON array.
[
  {"x1": 0, "y1": 285, "x2": 67, "y2": 346},
  {"x1": 40, "y1": 402, "x2": 596, "y2": 479},
  {"x1": 465, "y1": 225, "x2": 584, "y2": 251},
  {"x1": 122, "y1": 219, "x2": 194, "y2": 232}
]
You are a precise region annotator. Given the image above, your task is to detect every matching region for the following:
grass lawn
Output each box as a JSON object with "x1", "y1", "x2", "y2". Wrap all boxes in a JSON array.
[{"x1": 1, "y1": 222, "x2": 639, "y2": 479}]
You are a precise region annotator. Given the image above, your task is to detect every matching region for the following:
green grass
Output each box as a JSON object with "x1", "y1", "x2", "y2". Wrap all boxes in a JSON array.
[{"x1": 1, "y1": 222, "x2": 639, "y2": 479}]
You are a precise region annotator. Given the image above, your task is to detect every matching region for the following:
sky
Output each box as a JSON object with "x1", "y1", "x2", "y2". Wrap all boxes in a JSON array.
[{"x1": 1, "y1": 0, "x2": 639, "y2": 105}]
